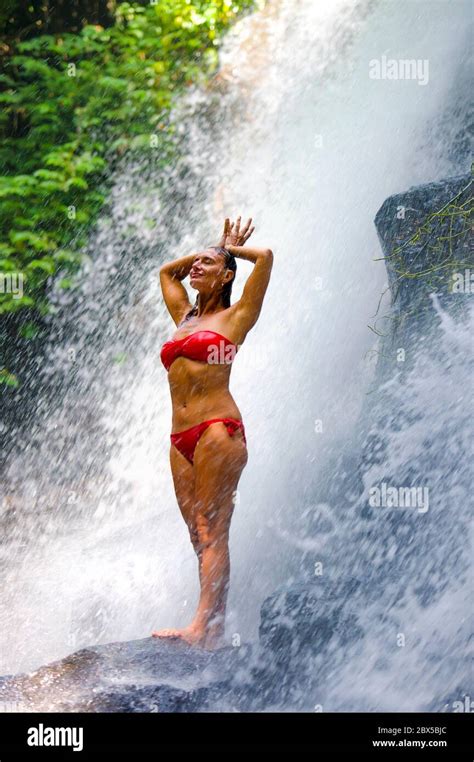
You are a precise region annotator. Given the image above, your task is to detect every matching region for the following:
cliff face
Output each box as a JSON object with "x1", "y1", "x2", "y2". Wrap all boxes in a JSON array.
[{"x1": 1, "y1": 172, "x2": 472, "y2": 713}]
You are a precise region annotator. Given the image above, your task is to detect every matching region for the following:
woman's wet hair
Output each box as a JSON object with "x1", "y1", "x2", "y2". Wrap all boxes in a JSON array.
[{"x1": 183, "y1": 246, "x2": 237, "y2": 322}]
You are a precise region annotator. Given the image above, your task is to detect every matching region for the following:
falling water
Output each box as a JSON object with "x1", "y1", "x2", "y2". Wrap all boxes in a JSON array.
[{"x1": 1, "y1": 0, "x2": 471, "y2": 710}]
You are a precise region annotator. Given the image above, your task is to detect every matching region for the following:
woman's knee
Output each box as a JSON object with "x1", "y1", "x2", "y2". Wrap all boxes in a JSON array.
[{"x1": 195, "y1": 514, "x2": 229, "y2": 551}]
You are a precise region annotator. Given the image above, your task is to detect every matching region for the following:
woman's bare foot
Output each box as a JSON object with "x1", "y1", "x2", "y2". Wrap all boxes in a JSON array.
[
  {"x1": 151, "y1": 619, "x2": 225, "y2": 650},
  {"x1": 151, "y1": 625, "x2": 208, "y2": 648}
]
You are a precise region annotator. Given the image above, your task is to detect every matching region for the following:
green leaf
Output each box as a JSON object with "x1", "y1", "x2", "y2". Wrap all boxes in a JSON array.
[
  {"x1": 0, "y1": 369, "x2": 20, "y2": 388},
  {"x1": 19, "y1": 322, "x2": 40, "y2": 339},
  {"x1": 26, "y1": 259, "x2": 55, "y2": 274}
]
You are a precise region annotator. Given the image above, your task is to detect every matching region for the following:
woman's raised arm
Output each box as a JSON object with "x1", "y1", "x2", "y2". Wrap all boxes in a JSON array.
[
  {"x1": 227, "y1": 244, "x2": 273, "y2": 332},
  {"x1": 159, "y1": 253, "x2": 195, "y2": 326}
]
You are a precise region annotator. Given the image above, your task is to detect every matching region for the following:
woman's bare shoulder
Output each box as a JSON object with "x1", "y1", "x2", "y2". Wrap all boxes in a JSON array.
[{"x1": 217, "y1": 303, "x2": 254, "y2": 345}]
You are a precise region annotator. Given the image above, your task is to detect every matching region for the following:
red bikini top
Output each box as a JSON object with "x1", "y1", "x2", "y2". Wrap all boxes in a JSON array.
[{"x1": 160, "y1": 330, "x2": 238, "y2": 371}]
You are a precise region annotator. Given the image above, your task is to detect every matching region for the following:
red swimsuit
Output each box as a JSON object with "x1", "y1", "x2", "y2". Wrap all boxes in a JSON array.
[{"x1": 160, "y1": 330, "x2": 247, "y2": 464}]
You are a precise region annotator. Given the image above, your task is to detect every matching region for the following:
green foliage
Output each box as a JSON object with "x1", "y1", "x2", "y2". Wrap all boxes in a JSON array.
[
  {"x1": 0, "y1": 368, "x2": 19, "y2": 387},
  {"x1": 0, "y1": 0, "x2": 255, "y2": 340}
]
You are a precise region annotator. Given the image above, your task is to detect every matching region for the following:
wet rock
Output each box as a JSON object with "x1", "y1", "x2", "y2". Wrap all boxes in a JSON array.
[
  {"x1": 373, "y1": 171, "x2": 472, "y2": 378},
  {"x1": 0, "y1": 637, "x2": 256, "y2": 713},
  {"x1": 0, "y1": 579, "x2": 365, "y2": 713},
  {"x1": 259, "y1": 578, "x2": 364, "y2": 659}
]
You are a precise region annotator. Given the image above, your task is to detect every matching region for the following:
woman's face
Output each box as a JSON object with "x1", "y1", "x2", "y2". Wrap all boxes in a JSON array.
[{"x1": 189, "y1": 249, "x2": 230, "y2": 293}]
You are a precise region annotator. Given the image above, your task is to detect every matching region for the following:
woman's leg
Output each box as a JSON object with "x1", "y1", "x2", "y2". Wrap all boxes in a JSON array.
[
  {"x1": 152, "y1": 423, "x2": 247, "y2": 649},
  {"x1": 190, "y1": 422, "x2": 248, "y2": 648}
]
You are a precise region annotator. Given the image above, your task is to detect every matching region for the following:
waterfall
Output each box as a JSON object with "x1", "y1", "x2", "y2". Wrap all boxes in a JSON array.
[{"x1": 1, "y1": 0, "x2": 471, "y2": 712}]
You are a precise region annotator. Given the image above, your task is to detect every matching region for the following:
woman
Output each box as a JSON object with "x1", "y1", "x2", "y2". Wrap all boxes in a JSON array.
[{"x1": 152, "y1": 216, "x2": 273, "y2": 650}]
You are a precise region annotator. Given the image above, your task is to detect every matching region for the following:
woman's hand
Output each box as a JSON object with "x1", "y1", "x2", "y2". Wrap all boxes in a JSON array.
[{"x1": 217, "y1": 216, "x2": 255, "y2": 248}]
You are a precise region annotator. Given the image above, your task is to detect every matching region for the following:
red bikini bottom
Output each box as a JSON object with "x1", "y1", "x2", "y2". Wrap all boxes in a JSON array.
[{"x1": 170, "y1": 417, "x2": 246, "y2": 465}]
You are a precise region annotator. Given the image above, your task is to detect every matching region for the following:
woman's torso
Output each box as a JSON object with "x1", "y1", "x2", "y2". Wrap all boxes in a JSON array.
[{"x1": 163, "y1": 307, "x2": 245, "y2": 432}]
